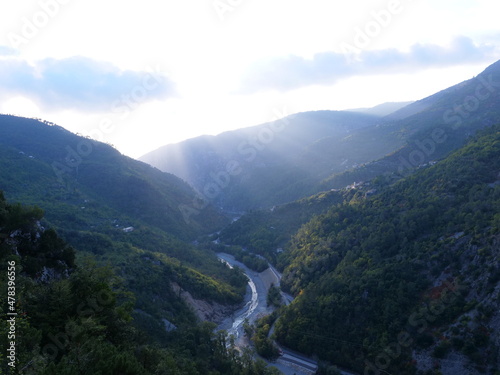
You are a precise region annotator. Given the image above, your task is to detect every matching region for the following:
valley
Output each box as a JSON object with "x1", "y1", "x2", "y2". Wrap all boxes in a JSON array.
[{"x1": 1, "y1": 59, "x2": 500, "y2": 375}]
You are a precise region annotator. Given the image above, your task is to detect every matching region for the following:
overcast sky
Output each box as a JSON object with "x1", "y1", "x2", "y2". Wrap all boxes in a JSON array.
[{"x1": 0, "y1": 0, "x2": 499, "y2": 157}]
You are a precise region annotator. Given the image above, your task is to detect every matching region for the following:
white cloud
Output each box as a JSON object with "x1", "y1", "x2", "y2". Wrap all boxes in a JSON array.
[
  {"x1": 239, "y1": 36, "x2": 497, "y2": 93},
  {"x1": 0, "y1": 56, "x2": 176, "y2": 112}
]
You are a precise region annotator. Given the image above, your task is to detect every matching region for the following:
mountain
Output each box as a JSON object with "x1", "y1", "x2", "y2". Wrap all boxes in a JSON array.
[
  {"x1": 274, "y1": 125, "x2": 500, "y2": 374},
  {"x1": 222, "y1": 124, "x2": 500, "y2": 374},
  {"x1": 141, "y1": 61, "x2": 500, "y2": 212},
  {"x1": 315, "y1": 59, "x2": 500, "y2": 191},
  {"x1": 0, "y1": 193, "x2": 279, "y2": 375},
  {"x1": 347, "y1": 101, "x2": 414, "y2": 117},
  {"x1": 0, "y1": 114, "x2": 227, "y2": 239},
  {"x1": 140, "y1": 110, "x2": 382, "y2": 210},
  {"x1": 3, "y1": 59, "x2": 500, "y2": 375},
  {"x1": 0, "y1": 115, "x2": 246, "y2": 345}
]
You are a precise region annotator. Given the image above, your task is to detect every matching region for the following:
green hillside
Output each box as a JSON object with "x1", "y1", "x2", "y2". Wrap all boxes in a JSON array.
[
  {"x1": 273, "y1": 125, "x2": 500, "y2": 374},
  {"x1": 218, "y1": 189, "x2": 349, "y2": 263},
  {"x1": 0, "y1": 115, "x2": 246, "y2": 346},
  {"x1": 0, "y1": 114, "x2": 228, "y2": 239},
  {"x1": 0, "y1": 194, "x2": 279, "y2": 375}
]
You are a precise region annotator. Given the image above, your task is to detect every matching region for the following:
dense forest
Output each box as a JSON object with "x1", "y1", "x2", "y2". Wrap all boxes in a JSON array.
[
  {"x1": 0, "y1": 115, "x2": 254, "y2": 344},
  {"x1": 0, "y1": 193, "x2": 282, "y2": 374},
  {"x1": 223, "y1": 125, "x2": 500, "y2": 374},
  {"x1": 0, "y1": 114, "x2": 228, "y2": 240},
  {"x1": 280, "y1": 125, "x2": 500, "y2": 373}
]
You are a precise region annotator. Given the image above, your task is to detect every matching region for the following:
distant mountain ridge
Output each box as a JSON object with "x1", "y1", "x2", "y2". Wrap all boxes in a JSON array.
[
  {"x1": 140, "y1": 60, "x2": 500, "y2": 212},
  {"x1": 140, "y1": 110, "x2": 383, "y2": 210},
  {"x1": 347, "y1": 101, "x2": 414, "y2": 117},
  {"x1": 141, "y1": 110, "x2": 380, "y2": 178},
  {"x1": 321, "y1": 59, "x2": 500, "y2": 190}
]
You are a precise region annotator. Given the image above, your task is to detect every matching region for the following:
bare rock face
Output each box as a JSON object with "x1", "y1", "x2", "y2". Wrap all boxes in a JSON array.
[{"x1": 170, "y1": 282, "x2": 235, "y2": 324}]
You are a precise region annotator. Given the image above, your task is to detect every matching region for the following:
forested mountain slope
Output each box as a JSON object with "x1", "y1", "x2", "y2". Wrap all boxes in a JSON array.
[
  {"x1": 0, "y1": 194, "x2": 279, "y2": 374},
  {"x1": 0, "y1": 114, "x2": 227, "y2": 239},
  {"x1": 218, "y1": 189, "x2": 350, "y2": 263},
  {"x1": 273, "y1": 125, "x2": 500, "y2": 374},
  {"x1": 0, "y1": 115, "x2": 245, "y2": 348}
]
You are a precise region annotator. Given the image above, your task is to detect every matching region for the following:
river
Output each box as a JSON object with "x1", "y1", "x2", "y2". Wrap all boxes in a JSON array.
[
  {"x1": 218, "y1": 254, "x2": 258, "y2": 339},
  {"x1": 216, "y1": 253, "x2": 270, "y2": 347}
]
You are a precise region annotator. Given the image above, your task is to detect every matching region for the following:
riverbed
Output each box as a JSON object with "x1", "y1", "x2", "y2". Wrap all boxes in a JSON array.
[{"x1": 216, "y1": 253, "x2": 274, "y2": 347}]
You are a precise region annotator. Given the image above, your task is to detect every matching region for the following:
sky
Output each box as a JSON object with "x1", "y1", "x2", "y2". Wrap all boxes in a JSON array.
[{"x1": 0, "y1": 0, "x2": 499, "y2": 158}]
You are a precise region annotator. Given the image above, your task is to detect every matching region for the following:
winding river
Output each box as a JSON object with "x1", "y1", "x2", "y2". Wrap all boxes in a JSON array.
[
  {"x1": 216, "y1": 253, "x2": 265, "y2": 345},
  {"x1": 227, "y1": 275, "x2": 258, "y2": 339}
]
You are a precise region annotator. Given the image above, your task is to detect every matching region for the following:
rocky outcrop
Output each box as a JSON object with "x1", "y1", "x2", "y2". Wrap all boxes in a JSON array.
[{"x1": 171, "y1": 282, "x2": 236, "y2": 324}]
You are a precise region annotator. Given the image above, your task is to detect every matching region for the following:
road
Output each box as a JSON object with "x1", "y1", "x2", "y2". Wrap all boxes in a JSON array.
[{"x1": 267, "y1": 263, "x2": 294, "y2": 305}]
